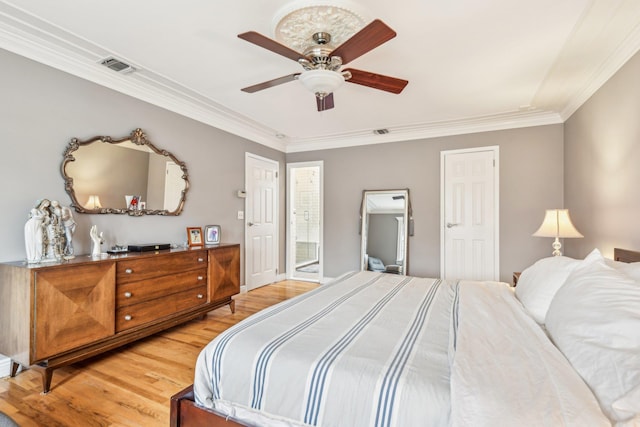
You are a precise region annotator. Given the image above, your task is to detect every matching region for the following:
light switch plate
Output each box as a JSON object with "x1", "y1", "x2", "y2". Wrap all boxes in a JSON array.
[{"x1": 237, "y1": 210, "x2": 244, "y2": 220}]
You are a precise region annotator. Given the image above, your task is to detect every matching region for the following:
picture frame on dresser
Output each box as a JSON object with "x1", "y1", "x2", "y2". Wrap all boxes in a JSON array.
[
  {"x1": 204, "y1": 225, "x2": 221, "y2": 245},
  {"x1": 187, "y1": 227, "x2": 203, "y2": 246}
]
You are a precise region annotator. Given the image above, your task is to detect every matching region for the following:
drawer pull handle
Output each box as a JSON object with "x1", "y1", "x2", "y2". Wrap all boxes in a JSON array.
[
  {"x1": 198, "y1": 276, "x2": 204, "y2": 281},
  {"x1": 198, "y1": 257, "x2": 204, "y2": 262},
  {"x1": 125, "y1": 268, "x2": 133, "y2": 274},
  {"x1": 124, "y1": 292, "x2": 132, "y2": 298},
  {"x1": 124, "y1": 315, "x2": 132, "y2": 321},
  {"x1": 197, "y1": 294, "x2": 204, "y2": 299}
]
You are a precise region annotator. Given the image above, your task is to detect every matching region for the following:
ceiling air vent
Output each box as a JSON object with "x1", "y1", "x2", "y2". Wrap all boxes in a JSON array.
[
  {"x1": 100, "y1": 57, "x2": 135, "y2": 74},
  {"x1": 373, "y1": 128, "x2": 389, "y2": 135}
]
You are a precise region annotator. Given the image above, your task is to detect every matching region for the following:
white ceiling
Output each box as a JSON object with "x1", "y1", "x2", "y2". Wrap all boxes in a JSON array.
[
  {"x1": 2, "y1": 0, "x2": 640, "y2": 153},
  {"x1": 366, "y1": 192, "x2": 406, "y2": 214}
]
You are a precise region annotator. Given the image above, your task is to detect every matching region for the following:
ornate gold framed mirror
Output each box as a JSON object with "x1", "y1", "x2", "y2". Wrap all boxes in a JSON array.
[{"x1": 61, "y1": 128, "x2": 189, "y2": 216}]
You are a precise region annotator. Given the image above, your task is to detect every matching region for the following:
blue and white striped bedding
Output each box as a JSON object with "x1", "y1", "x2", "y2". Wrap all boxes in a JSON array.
[{"x1": 193, "y1": 271, "x2": 610, "y2": 426}]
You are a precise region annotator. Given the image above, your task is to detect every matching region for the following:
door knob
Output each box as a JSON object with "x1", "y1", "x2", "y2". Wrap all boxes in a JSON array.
[
  {"x1": 248, "y1": 222, "x2": 255, "y2": 227},
  {"x1": 446, "y1": 222, "x2": 460, "y2": 228}
]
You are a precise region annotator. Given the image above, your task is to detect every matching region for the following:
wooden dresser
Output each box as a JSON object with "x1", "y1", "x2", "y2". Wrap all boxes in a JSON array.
[{"x1": 0, "y1": 244, "x2": 240, "y2": 393}]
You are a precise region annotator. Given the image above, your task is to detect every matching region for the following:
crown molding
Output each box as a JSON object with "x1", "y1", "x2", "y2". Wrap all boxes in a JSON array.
[
  {"x1": 0, "y1": 3, "x2": 287, "y2": 152},
  {"x1": 559, "y1": 19, "x2": 640, "y2": 120},
  {"x1": 284, "y1": 110, "x2": 563, "y2": 153}
]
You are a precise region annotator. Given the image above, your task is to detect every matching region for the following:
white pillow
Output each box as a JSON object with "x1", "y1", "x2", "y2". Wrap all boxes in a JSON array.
[
  {"x1": 606, "y1": 258, "x2": 640, "y2": 282},
  {"x1": 514, "y1": 255, "x2": 580, "y2": 323},
  {"x1": 545, "y1": 253, "x2": 640, "y2": 422}
]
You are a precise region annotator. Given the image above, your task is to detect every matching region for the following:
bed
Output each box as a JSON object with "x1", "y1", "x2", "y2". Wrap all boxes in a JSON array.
[{"x1": 170, "y1": 248, "x2": 640, "y2": 426}]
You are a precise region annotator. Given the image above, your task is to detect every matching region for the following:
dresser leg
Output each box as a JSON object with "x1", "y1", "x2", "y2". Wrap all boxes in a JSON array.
[
  {"x1": 10, "y1": 361, "x2": 20, "y2": 377},
  {"x1": 229, "y1": 299, "x2": 236, "y2": 313},
  {"x1": 32, "y1": 365, "x2": 54, "y2": 394}
]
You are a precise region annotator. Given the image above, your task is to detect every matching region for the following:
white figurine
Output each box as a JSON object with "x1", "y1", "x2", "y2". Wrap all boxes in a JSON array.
[
  {"x1": 25, "y1": 199, "x2": 55, "y2": 263},
  {"x1": 90, "y1": 225, "x2": 104, "y2": 257},
  {"x1": 25, "y1": 207, "x2": 45, "y2": 263},
  {"x1": 25, "y1": 199, "x2": 78, "y2": 263}
]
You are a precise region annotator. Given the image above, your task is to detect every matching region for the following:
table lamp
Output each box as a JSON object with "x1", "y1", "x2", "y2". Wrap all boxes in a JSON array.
[{"x1": 533, "y1": 209, "x2": 583, "y2": 256}]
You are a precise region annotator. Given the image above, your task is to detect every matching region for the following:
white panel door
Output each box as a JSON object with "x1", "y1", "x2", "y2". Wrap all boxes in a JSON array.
[
  {"x1": 245, "y1": 154, "x2": 278, "y2": 290},
  {"x1": 441, "y1": 147, "x2": 499, "y2": 281},
  {"x1": 163, "y1": 162, "x2": 183, "y2": 211}
]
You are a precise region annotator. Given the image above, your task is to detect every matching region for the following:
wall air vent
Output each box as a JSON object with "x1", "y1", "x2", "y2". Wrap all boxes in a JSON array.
[
  {"x1": 373, "y1": 128, "x2": 389, "y2": 135},
  {"x1": 100, "y1": 57, "x2": 136, "y2": 74}
]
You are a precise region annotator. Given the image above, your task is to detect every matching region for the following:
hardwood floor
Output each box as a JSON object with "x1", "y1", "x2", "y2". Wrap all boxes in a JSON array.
[{"x1": 0, "y1": 280, "x2": 318, "y2": 427}]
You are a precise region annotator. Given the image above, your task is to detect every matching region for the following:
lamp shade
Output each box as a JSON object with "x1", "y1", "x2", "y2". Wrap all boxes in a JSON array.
[
  {"x1": 86, "y1": 195, "x2": 102, "y2": 209},
  {"x1": 533, "y1": 209, "x2": 583, "y2": 238}
]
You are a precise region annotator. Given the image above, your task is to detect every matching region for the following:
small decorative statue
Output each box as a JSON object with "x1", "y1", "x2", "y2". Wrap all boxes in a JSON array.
[
  {"x1": 90, "y1": 225, "x2": 104, "y2": 257},
  {"x1": 51, "y1": 200, "x2": 76, "y2": 259},
  {"x1": 24, "y1": 207, "x2": 46, "y2": 263},
  {"x1": 24, "y1": 199, "x2": 73, "y2": 263}
]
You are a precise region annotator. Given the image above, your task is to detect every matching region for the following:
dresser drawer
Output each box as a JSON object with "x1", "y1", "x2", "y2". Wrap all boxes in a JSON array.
[
  {"x1": 116, "y1": 268, "x2": 207, "y2": 308},
  {"x1": 115, "y1": 284, "x2": 208, "y2": 332},
  {"x1": 117, "y1": 251, "x2": 207, "y2": 284}
]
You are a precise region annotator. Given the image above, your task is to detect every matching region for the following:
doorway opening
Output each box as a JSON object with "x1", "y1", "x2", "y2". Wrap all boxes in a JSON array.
[{"x1": 287, "y1": 161, "x2": 323, "y2": 282}]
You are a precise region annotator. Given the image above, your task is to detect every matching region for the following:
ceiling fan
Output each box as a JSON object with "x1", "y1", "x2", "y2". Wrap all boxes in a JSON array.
[{"x1": 238, "y1": 19, "x2": 408, "y2": 112}]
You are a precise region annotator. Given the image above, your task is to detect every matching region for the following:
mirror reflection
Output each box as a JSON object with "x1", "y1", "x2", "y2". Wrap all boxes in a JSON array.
[
  {"x1": 62, "y1": 128, "x2": 189, "y2": 215},
  {"x1": 360, "y1": 189, "x2": 410, "y2": 275}
]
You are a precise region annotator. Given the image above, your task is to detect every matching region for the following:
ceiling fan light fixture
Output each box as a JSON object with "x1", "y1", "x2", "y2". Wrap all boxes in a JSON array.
[
  {"x1": 239, "y1": 9, "x2": 406, "y2": 112},
  {"x1": 298, "y1": 69, "x2": 345, "y2": 97}
]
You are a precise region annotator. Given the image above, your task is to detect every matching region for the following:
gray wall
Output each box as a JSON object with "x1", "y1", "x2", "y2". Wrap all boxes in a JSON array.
[
  {"x1": 1, "y1": 44, "x2": 592, "y2": 286},
  {"x1": 0, "y1": 48, "x2": 286, "y2": 282},
  {"x1": 564, "y1": 50, "x2": 640, "y2": 259},
  {"x1": 287, "y1": 124, "x2": 564, "y2": 281}
]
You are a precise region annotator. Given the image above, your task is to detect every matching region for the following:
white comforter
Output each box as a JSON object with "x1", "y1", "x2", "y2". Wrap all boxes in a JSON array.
[{"x1": 194, "y1": 271, "x2": 610, "y2": 426}]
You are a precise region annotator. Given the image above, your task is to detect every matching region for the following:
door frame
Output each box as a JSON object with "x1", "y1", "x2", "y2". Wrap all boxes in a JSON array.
[
  {"x1": 244, "y1": 152, "x2": 280, "y2": 291},
  {"x1": 286, "y1": 161, "x2": 324, "y2": 282},
  {"x1": 440, "y1": 146, "x2": 500, "y2": 280}
]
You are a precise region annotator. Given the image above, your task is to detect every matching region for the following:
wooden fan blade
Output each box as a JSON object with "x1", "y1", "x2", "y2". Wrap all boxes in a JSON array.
[
  {"x1": 330, "y1": 19, "x2": 396, "y2": 65},
  {"x1": 344, "y1": 68, "x2": 408, "y2": 94},
  {"x1": 241, "y1": 73, "x2": 300, "y2": 93},
  {"x1": 238, "y1": 31, "x2": 305, "y2": 62},
  {"x1": 316, "y1": 93, "x2": 335, "y2": 111}
]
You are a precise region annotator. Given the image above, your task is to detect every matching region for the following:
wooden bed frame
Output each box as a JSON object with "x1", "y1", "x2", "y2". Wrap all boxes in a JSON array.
[
  {"x1": 170, "y1": 385, "x2": 245, "y2": 427},
  {"x1": 170, "y1": 248, "x2": 640, "y2": 427}
]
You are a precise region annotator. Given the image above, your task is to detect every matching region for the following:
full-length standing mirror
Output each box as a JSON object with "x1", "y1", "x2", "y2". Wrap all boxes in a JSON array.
[{"x1": 360, "y1": 189, "x2": 411, "y2": 275}]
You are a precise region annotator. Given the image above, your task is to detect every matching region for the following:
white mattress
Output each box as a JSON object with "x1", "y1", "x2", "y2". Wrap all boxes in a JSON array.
[{"x1": 194, "y1": 271, "x2": 610, "y2": 426}]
